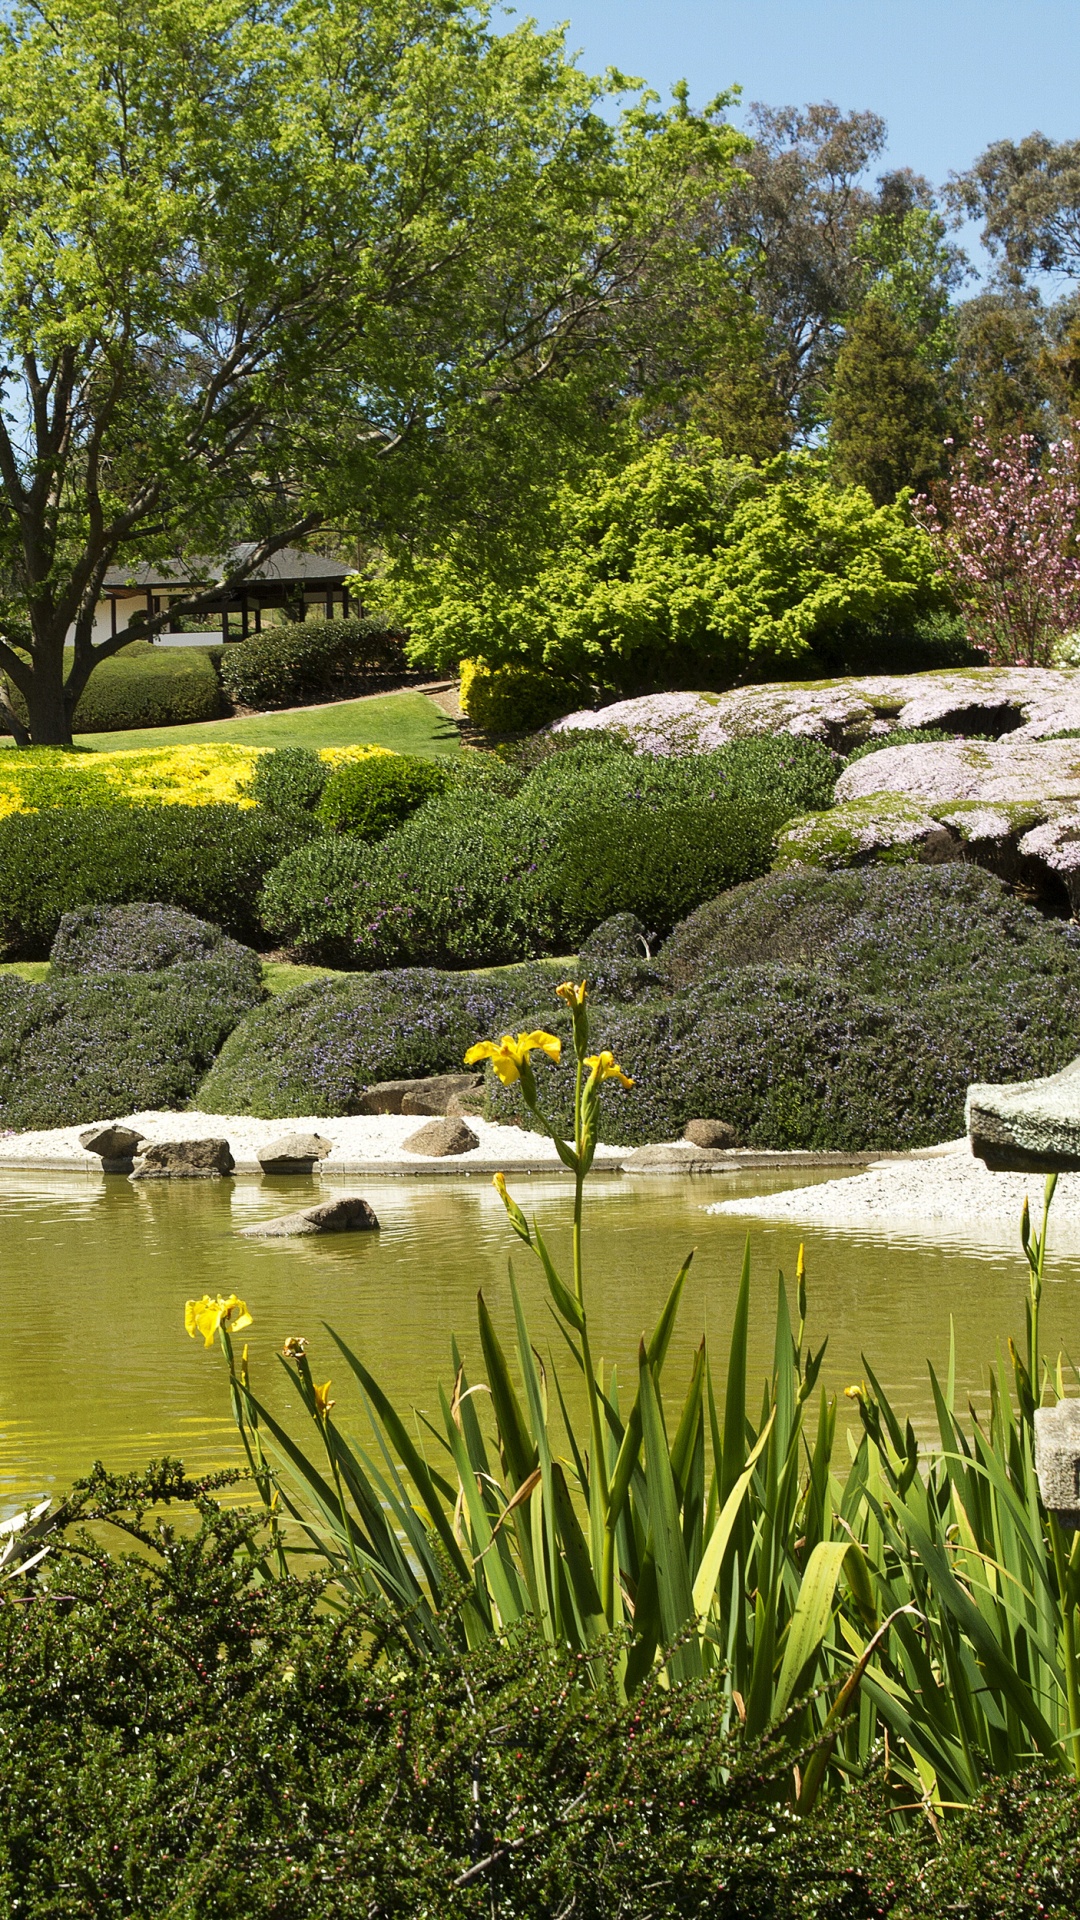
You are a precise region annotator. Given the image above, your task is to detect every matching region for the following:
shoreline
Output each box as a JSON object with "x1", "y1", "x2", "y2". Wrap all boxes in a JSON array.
[{"x1": 0, "y1": 1109, "x2": 922, "y2": 1179}]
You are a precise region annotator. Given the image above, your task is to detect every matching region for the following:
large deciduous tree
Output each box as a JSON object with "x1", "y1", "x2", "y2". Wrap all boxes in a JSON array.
[{"x1": 0, "y1": 0, "x2": 741, "y2": 745}]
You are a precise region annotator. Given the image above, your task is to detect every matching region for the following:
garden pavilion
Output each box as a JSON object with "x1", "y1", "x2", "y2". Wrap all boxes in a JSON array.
[{"x1": 92, "y1": 546, "x2": 353, "y2": 645}]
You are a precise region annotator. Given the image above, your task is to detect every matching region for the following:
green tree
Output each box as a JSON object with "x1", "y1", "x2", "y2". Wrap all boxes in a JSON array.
[
  {"x1": 390, "y1": 438, "x2": 946, "y2": 692},
  {"x1": 0, "y1": 0, "x2": 743, "y2": 746},
  {"x1": 828, "y1": 299, "x2": 948, "y2": 503}
]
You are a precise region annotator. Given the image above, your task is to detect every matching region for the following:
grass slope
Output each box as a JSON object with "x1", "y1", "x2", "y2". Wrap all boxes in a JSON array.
[{"x1": 68, "y1": 691, "x2": 460, "y2": 758}]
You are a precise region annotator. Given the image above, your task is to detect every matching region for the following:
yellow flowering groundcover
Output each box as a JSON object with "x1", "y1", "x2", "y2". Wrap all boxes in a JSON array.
[{"x1": 0, "y1": 743, "x2": 391, "y2": 816}]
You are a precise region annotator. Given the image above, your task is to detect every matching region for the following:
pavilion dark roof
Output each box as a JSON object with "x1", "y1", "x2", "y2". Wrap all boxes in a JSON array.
[{"x1": 102, "y1": 545, "x2": 350, "y2": 593}]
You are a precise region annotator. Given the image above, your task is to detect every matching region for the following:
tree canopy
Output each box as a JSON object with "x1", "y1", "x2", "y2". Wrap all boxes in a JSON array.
[{"x1": 0, "y1": 0, "x2": 744, "y2": 743}]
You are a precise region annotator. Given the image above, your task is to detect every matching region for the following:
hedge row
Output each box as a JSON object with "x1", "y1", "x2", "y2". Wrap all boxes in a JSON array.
[
  {"x1": 0, "y1": 805, "x2": 308, "y2": 956},
  {"x1": 259, "y1": 735, "x2": 840, "y2": 967},
  {"x1": 2, "y1": 640, "x2": 223, "y2": 734}
]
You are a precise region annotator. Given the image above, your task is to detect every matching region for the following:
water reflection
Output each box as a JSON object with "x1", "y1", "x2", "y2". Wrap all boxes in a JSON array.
[{"x1": 2, "y1": 1166, "x2": 1078, "y2": 1513}]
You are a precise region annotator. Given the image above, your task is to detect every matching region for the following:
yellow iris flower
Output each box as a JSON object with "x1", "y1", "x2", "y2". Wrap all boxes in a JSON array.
[
  {"x1": 584, "y1": 1051, "x2": 634, "y2": 1089},
  {"x1": 464, "y1": 1030, "x2": 562, "y2": 1085},
  {"x1": 313, "y1": 1379, "x2": 335, "y2": 1420},
  {"x1": 555, "y1": 980, "x2": 588, "y2": 1010},
  {"x1": 184, "y1": 1294, "x2": 253, "y2": 1349}
]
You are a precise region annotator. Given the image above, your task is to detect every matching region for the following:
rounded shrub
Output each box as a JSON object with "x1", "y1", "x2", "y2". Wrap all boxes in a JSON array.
[
  {"x1": 657, "y1": 863, "x2": 1080, "y2": 1003},
  {"x1": 2, "y1": 640, "x2": 224, "y2": 735},
  {"x1": 50, "y1": 902, "x2": 264, "y2": 998},
  {"x1": 0, "y1": 805, "x2": 308, "y2": 956},
  {"x1": 197, "y1": 963, "x2": 560, "y2": 1116},
  {"x1": 315, "y1": 752, "x2": 449, "y2": 839},
  {"x1": 249, "y1": 745, "x2": 329, "y2": 818},
  {"x1": 218, "y1": 617, "x2": 405, "y2": 711}
]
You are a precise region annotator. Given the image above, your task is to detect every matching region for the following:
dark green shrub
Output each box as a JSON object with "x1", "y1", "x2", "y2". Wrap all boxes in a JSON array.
[
  {"x1": 800, "y1": 605, "x2": 978, "y2": 675},
  {"x1": 5, "y1": 1465, "x2": 1080, "y2": 1918},
  {"x1": 260, "y1": 736, "x2": 839, "y2": 968},
  {"x1": 0, "y1": 956, "x2": 263, "y2": 1126},
  {"x1": 316, "y1": 751, "x2": 450, "y2": 838},
  {"x1": 3, "y1": 640, "x2": 223, "y2": 734},
  {"x1": 0, "y1": 804, "x2": 307, "y2": 956},
  {"x1": 197, "y1": 963, "x2": 557, "y2": 1115},
  {"x1": 50, "y1": 901, "x2": 263, "y2": 994},
  {"x1": 489, "y1": 959, "x2": 1080, "y2": 1150},
  {"x1": 249, "y1": 743, "x2": 329, "y2": 816},
  {"x1": 259, "y1": 788, "x2": 551, "y2": 968},
  {"x1": 218, "y1": 616, "x2": 405, "y2": 710}
]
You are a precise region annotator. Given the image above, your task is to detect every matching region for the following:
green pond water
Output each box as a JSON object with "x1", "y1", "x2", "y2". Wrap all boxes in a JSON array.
[{"x1": 3, "y1": 1165, "x2": 1080, "y2": 1515}]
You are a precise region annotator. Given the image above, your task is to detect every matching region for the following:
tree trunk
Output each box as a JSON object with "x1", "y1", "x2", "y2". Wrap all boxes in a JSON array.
[{"x1": 22, "y1": 631, "x2": 73, "y2": 746}]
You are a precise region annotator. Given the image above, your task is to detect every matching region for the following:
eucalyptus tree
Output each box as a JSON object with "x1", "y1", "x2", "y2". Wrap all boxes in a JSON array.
[{"x1": 0, "y1": 0, "x2": 739, "y2": 745}]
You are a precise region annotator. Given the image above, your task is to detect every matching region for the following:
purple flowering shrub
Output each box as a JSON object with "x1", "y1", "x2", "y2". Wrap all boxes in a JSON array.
[
  {"x1": 196, "y1": 964, "x2": 562, "y2": 1117},
  {"x1": 0, "y1": 961, "x2": 264, "y2": 1129},
  {"x1": 50, "y1": 903, "x2": 263, "y2": 1001}
]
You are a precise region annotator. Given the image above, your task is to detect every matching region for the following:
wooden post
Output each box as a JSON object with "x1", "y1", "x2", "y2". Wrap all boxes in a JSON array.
[
  {"x1": 110, "y1": 597, "x2": 117, "y2": 639},
  {"x1": 342, "y1": 583, "x2": 350, "y2": 618},
  {"x1": 221, "y1": 604, "x2": 229, "y2": 642},
  {"x1": 325, "y1": 587, "x2": 334, "y2": 621},
  {"x1": 241, "y1": 593, "x2": 249, "y2": 639}
]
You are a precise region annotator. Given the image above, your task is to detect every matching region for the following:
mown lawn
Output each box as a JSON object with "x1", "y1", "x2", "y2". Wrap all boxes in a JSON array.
[{"x1": 69, "y1": 690, "x2": 460, "y2": 758}]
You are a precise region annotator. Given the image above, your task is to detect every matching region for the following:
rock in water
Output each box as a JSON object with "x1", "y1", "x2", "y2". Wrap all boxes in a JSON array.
[
  {"x1": 967, "y1": 1059, "x2": 1080, "y2": 1172},
  {"x1": 79, "y1": 1123, "x2": 147, "y2": 1173},
  {"x1": 1034, "y1": 1399, "x2": 1080, "y2": 1526},
  {"x1": 130, "y1": 1138, "x2": 235, "y2": 1180},
  {"x1": 357, "y1": 1074, "x2": 482, "y2": 1115},
  {"x1": 683, "y1": 1119, "x2": 739, "y2": 1149},
  {"x1": 622, "y1": 1144, "x2": 725, "y2": 1173},
  {"x1": 401, "y1": 1118, "x2": 480, "y2": 1157},
  {"x1": 257, "y1": 1132, "x2": 333, "y2": 1174},
  {"x1": 239, "y1": 1196, "x2": 380, "y2": 1237}
]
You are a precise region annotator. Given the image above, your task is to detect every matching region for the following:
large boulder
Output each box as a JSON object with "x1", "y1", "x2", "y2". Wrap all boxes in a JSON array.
[
  {"x1": 967, "y1": 1059, "x2": 1080, "y2": 1172},
  {"x1": 401, "y1": 1118, "x2": 480, "y2": 1157},
  {"x1": 552, "y1": 668, "x2": 1080, "y2": 758},
  {"x1": 79, "y1": 1123, "x2": 147, "y2": 1171},
  {"x1": 130, "y1": 1138, "x2": 235, "y2": 1180},
  {"x1": 836, "y1": 737, "x2": 1080, "y2": 806}
]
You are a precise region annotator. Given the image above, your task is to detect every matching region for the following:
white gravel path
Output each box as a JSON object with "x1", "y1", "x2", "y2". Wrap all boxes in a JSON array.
[
  {"x1": 0, "y1": 1110, "x2": 628, "y2": 1176},
  {"x1": 706, "y1": 1138, "x2": 1080, "y2": 1243}
]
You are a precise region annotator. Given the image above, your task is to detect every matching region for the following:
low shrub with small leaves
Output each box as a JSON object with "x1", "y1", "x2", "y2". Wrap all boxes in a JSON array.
[
  {"x1": 0, "y1": 955, "x2": 263, "y2": 1127},
  {"x1": 217, "y1": 616, "x2": 406, "y2": 710},
  {"x1": 316, "y1": 751, "x2": 450, "y2": 838},
  {"x1": 4, "y1": 1464, "x2": 1080, "y2": 1919},
  {"x1": 459, "y1": 656, "x2": 583, "y2": 732},
  {"x1": 249, "y1": 744, "x2": 330, "y2": 818},
  {"x1": 0, "y1": 804, "x2": 307, "y2": 956},
  {"x1": 50, "y1": 902, "x2": 264, "y2": 995}
]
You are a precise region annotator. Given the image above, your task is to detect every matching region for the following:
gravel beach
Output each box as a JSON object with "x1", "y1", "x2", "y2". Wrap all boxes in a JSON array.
[{"x1": 706, "y1": 1137, "x2": 1080, "y2": 1241}]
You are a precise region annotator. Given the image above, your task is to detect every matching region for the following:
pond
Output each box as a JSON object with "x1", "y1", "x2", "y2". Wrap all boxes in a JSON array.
[{"x1": 3, "y1": 1164, "x2": 1079, "y2": 1514}]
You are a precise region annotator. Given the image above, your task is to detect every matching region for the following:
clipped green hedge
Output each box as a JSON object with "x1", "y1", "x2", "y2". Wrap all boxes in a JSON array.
[
  {"x1": 0, "y1": 805, "x2": 307, "y2": 956},
  {"x1": 316, "y1": 751, "x2": 450, "y2": 838},
  {"x1": 217, "y1": 617, "x2": 405, "y2": 711},
  {"x1": 259, "y1": 736, "x2": 839, "y2": 967},
  {"x1": 2, "y1": 640, "x2": 223, "y2": 735},
  {"x1": 197, "y1": 963, "x2": 557, "y2": 1116}
]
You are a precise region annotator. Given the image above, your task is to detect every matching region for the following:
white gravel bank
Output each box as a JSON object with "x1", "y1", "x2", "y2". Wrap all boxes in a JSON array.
[
  {"x1": 707, "y1": 1138, "x2": 1080, "y2": 1241},
  {"x1": 0, "y1": 1110, "x2": 628, "y2": 1176}
]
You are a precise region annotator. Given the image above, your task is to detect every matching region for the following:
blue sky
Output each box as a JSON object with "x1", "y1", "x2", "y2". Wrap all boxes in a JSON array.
[{"x1": 512, "y1": 1, "x2": 1080, "y2": 279}]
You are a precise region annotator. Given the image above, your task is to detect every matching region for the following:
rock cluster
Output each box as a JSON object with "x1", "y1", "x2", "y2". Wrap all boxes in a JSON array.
[
  {"x1": 356, "y1": 1074, "x2": 483, "y2": 1116},
  {"x1": 130, "y1": 1138, "x2": 235, "y2": 1180}
]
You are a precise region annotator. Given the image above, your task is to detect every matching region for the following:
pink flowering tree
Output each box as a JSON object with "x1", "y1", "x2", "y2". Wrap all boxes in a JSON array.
[{"x1": 913, "y1": 424, "x2": 1080, "y2": 666}]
